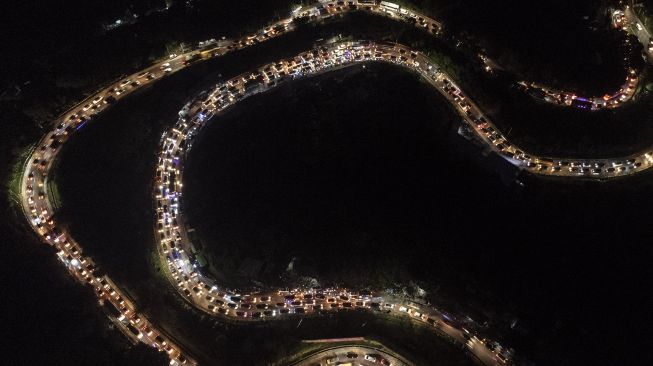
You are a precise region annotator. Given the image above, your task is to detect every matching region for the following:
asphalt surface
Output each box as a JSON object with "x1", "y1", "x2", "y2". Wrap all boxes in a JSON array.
[
  {"x1": 17, "y1": 1, "x2": 653, "y2": 366},
  {"x1": 291, "y1": 345, "x2": 412, "y2": 366},
  {"x1": 624, "y1": 1, "x2": 653, "y2": 63},
  {"x1": 153, "y1": 41, "x2": 531, "y2": 366}
]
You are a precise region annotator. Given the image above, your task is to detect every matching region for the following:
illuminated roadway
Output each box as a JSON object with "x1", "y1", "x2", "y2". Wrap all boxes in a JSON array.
[
  {"x1": 17, "y1": 1, "x2": 653, "y2": 365},
  {"x1": 624, "y1": 1, "x2": 653, "y2": 63},
  {"x1": 290, "y1": 345, "x2": 413, "y2": 366}
]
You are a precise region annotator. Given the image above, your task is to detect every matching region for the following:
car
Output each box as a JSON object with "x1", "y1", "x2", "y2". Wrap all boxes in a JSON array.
[
  {"x1": 346, "y1": 352, "x2": 358, "y2": 358},
  {"x1": 130, "y1": 315, "x2": 141, "y2": 324},
  {"x1": 143, "y1": 326, "x2": 154, "y2": 336},
  {"x1": 111, "y1": 298, "x2": 128, "y2": 312},
  {"x1": 155, "y1": 335, "x2": 166, "y2": 346},
  {"x1": 364, "y1": 355, "x2": 377, "y2": 362},
  {"x1": 127, "y1": 324, "x2": 142, "y2": 339}
]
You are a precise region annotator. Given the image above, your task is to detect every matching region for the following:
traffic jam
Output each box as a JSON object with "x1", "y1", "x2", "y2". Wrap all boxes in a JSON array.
[
  {"x1": 302, "y1": 0, "x2": 442, "y2": 35},
  {"x1": 155, "y1": 41, "x2": 526, "y2": 366},
  {"x1": 20, "y1": 1, "x2": 653, "y2": 366},
  {"x1": 25, "y1": 184, "x2": 193, "y2": 365},
  {"x1": 517, "y1": 3, "x2": 646, "y2": 112},
  {"x1": 21, "y1": 40, "x2": 205, "y2": 366},
  {"x1": 517, "y1": 68, "x2": 639, "y2": 110}
]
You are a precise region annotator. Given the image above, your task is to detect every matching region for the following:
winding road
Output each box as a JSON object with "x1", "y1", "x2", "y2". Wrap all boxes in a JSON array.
[
  {"x1": 290, "y1": 344, "x2": 413, "y2": 366},
  {"x1": 16, "y1": 1, "x2": 653, "y2": 366}
]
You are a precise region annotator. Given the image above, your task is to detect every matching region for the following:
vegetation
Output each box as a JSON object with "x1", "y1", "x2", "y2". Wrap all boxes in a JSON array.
[
  {"x1": 3, "y1": 1, "x2": 653, "y2": 365},
  {"x1": 48, "y1": 31, "x2": 478, "y2": 363},
  {"x1": 636, "y1": 1, "x2": 653, "y2": 33},
  {"x1": 404, "y1": 0, "x2": 629, "y2": 94},
  {"x1": 0, "y1": 129, "x2": 169, "y2": 366}
]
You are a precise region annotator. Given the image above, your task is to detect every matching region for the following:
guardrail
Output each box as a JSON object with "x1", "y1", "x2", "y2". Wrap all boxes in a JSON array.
[{"x1": 286, "y1": 343, "x2": 414, "y2": 366}]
